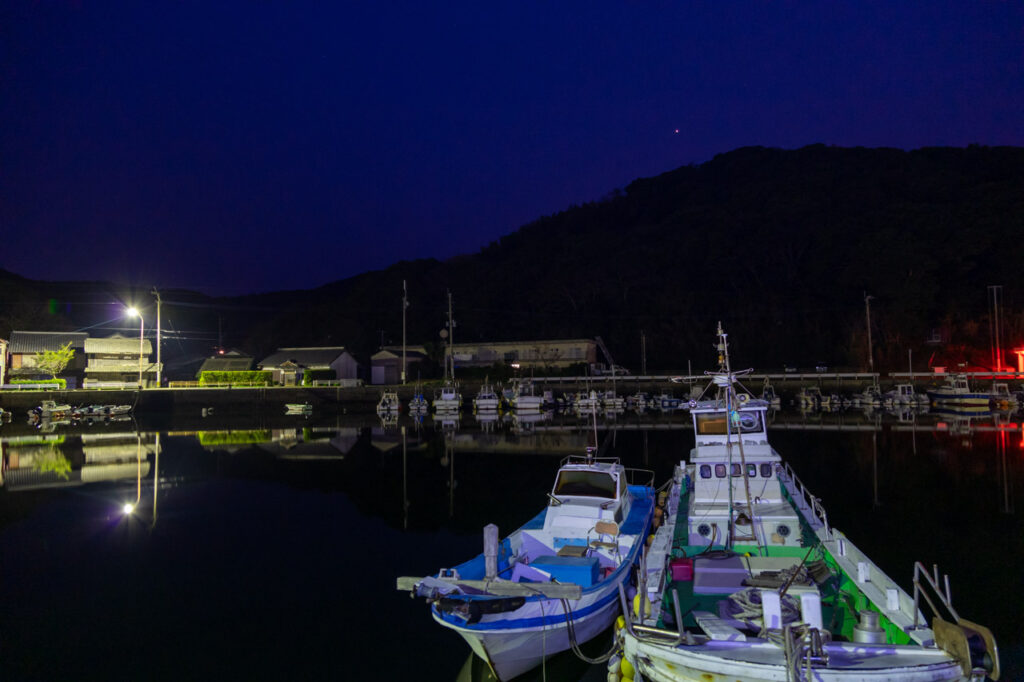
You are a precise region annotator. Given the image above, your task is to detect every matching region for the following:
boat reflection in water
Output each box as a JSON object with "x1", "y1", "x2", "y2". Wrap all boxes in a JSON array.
[{"x1": 0, "y1": 407, "x2": 1020, "y2": 680}]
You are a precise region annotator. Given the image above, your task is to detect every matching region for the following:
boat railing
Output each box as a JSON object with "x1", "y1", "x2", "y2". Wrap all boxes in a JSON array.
[
  {"x1": 559, "y1": 454, "x2": 620, "y2": 467},
  {"x1": 911, "y1": 562, "x2": 960, "y2": 628},
  {"x1": 780, "y1": 462, "x2": 831, "y2": 537},
  {"x1": 624, "y1": 466, "x2": 656, "y2": 489}
]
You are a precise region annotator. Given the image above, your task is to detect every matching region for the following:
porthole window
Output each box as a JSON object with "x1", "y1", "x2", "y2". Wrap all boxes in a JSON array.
[
  {"x1": 714, "y1": 464, "x2": 726, "y2": 478},
  {"x1": 697, "y1": 523, "x2": 712, "y2": 537},
  {"x1": 776, "y1": 524, "x2": 791, "y2": 537},
  {"x1": 731, "y1": 463, "x2": 741, "y2": 477},
  {"x1": 760, "y1": 463, "x2": 772, "y2": 478},
  {"x1": 699, "y1": 465, "x2": 712, "y2": 479},
  {"x1": 747, "y1": 463, "x2": 757, "y2": 477}
]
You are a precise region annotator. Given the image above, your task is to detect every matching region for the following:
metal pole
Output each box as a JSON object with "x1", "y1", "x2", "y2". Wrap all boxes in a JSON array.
[
  {"x1": 864, "y1": 293, "x2": 874, "y2": 375},
  {"x1": 152, "y1": 288, "x2": 162, "y2": 387},
  {"x1": 138, "y1": 315, "x2": 145, "y2": 388},
  {"x1": 641, "y1": 330, "x2": 647, "y2": 375},
  {"x1": 402, "y1": 280, "x2": 407, "y2": 385}
]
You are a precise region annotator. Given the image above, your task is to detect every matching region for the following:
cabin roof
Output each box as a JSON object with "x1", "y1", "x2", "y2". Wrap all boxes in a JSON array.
[{"x1": 9, "y1": 331, "x2": 89, "y2": 353}]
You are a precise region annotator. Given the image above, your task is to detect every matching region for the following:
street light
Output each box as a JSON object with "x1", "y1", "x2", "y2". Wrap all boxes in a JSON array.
[{"x1": 126, "y1": 306, "x2": 145, "y2": 388}]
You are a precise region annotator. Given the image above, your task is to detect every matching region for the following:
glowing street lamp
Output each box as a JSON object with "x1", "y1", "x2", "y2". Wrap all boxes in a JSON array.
[{"x1": 126, "y1": 306, "x2": 145, "y2": 388}]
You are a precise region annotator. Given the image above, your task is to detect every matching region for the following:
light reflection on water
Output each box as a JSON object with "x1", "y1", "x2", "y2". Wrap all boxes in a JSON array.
[{"x1": 0, "y1": 407, "x2": 1021, "y2": 680}]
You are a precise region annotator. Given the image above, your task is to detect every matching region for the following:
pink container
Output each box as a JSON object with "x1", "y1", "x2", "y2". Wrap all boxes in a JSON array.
[{"x1": 669, "y1": 558, "x2": 694, "y2": 581}]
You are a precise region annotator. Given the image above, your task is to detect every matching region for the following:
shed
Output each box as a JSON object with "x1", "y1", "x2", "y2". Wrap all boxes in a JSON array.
[{"x1": 257, "y1": 346, "x2": 361, "y2": 386}]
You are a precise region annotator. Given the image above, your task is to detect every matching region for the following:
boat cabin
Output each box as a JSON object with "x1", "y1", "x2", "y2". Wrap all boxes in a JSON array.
[
  {"x1": 544, "y1": 455, "x2": 633, "y2": 533},
  {"x1": 687, "y1": 399, "x2": 800, "y2": 547}
]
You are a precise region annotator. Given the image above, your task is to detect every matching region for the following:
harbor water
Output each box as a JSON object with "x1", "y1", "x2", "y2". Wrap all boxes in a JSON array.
[{"x1": 1, "y1": 408, "x2": 1021, "y2": 680}]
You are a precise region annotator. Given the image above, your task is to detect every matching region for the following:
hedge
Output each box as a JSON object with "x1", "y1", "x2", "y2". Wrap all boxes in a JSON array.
[
  {"x1": 198, "y1": 370, "x2": 273, "y2": 387},
  {"x1": 197, "y1": 430, "x2": 272, "y2": 445},
  {"x1": 11, "y1": 378, "x2": 67, "y2": 389}
]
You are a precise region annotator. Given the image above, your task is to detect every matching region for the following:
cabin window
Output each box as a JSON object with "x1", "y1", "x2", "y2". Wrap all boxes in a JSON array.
[
  {"x1": 731, "y1": 463, "x2": 741, "y2": 477},
  {"x1": 699, "y1": 465, "x2": 712, "y2": 479},
  {"x1": 747, "y1": 463, "x2": 757, "y2": 477},
  {"x1": 714, "y1": 464, "x2": 726, "y2": 478},
  {"x1": 696, "y1": 411, "x2": 762, "y2": 435},
  {"x1": 554, "y1": 470, "x2": 616, "y2": 498},
  {"x1": 760, "y1": 463, "x2": 772, "y2": 478}
]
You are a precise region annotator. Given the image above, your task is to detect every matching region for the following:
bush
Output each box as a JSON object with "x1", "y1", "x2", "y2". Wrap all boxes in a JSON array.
[
  {"x1": 11, "y1": 378, "x2": 67, "y2": 389},
  {"x1": 198, "y1": 371, "x2": 273, "y2": 387},
  {"x1": 301, "y1": 370, "x2": 335, "y2": 386},
  {"x1": 198, "y1": 430, "x2": 272, "y2": 445}
]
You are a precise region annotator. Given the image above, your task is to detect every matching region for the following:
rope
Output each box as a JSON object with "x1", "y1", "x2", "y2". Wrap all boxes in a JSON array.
[{"x1": 559, "y1": 597, "x2": 618, "y2": 665}]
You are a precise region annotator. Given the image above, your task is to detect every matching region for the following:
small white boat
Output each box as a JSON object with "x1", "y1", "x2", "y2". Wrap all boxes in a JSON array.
[
  {"x1": 473, "y1": 382, "x2": 501, "y2": 412},
  {"x1": 575, "y1": 390, "x2": 603, "y2": 414},
  {"x1": 408, "y1": 386, "x2": 429, "y2": 413},
  {"x1": 376, "y1": 390, "x2": 400, "y2": 414},
  {"x1": 614, "y1": 326, "x2": 1000, "y2": 682},
  {"x1": 510, "y1": 379, "x2": 544, "y2": 412},
  {"x1": 284, "y1": 402, "x2": 312, "y2": 414},
  {"x1": 851, "y1": 384, "x2": 883, "y2": 407},
  {"x1": 401, "y1": 452, "x2": 655, "y2": 681},
  {"x1": 759, "y1": 378, "x2": 781, "y2": 409},
  {"x1": 602, "y1": 390, "x2": 625, "y2": 412},
  {"x1": 433, "y1": 382, "x2": 463, "y2": 413},
  {"x1": 927, "y1": 374, "x2": 990, "y2": 407},
  {"x1": 989, "y1": 382, "x2": 1018, "y2": 410},
  {"x1": 884, "y1": 383, "x2": 928, "y2": 406},
  {"x1": 28, "y1": 400, "x2": 73, "y2": 419},
  {"x1": 795, "y1": 385, "x2": 824, "y2": 408}
]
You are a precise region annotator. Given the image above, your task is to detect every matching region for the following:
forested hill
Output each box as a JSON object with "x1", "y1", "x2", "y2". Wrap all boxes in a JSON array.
[
  {"x1": 237, "y1": 144, "x2": 1024, "y2": 372},
  {"x1": 4, "y1": 144, "x2": 1024, "y2": 373}
]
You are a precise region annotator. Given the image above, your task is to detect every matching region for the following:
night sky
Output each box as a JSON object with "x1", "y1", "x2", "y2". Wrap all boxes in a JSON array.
[{"x1": 3, "y1": 2, "x2": 1023, "y2": 296}]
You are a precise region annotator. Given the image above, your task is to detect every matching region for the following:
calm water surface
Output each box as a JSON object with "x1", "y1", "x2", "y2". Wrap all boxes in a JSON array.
[{"x1": 1, "y1": 408, "x2": 1021, "y2": 680}]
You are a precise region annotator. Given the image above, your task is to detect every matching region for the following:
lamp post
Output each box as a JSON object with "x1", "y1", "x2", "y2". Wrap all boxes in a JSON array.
[{"x1": 126, "y1": 307, "x2": 145, "y2": 388}]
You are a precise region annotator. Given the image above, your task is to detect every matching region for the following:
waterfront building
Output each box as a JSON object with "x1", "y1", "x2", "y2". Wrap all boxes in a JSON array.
[
  {"x1": 257, "y1": 346, "x2": 361, "y2": 386},
  {"x1": 370, "y1": 346, "x2": 427, "y2": 385},
  {"x1": 84, "y1": 335, "x2": 159, "y2": 388},
  {"x1": 7, "y1": 331, "x2": 89, "y2": 387},
  {"x1": 448, "y1": 338, "x2": 596, "y2": 371},
  {"x1": 196, "y1": 350, "x2": 255, "y2": 377}
]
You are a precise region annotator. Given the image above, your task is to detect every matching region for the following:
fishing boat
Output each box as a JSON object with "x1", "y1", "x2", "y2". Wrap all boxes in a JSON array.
[
  {"x1": 883, "y1": 383, "x2": 928, "y2": 407},
  {"x1": 612, "y1": 325, "x2": 1000, "y2": 682},
  {"x1": 400, "y1": 452, "x2": 656, "y2": 681},
  {"x1": 575, "y1": 390, "x2": 603, "y2": 414},
  {"x1": 473, "y1": 381, "x2": 501, "y2": 412},
  {"x1": 988, "y1": 383, "x2": 1018, "y2": 410},
  {"x1": 408, "y1": 385, "x2": 429, "y2": 413},
  {"x1": 759, "y1": 378, "x2": 781, "y2": 409},
  {"x1": 850, "y1": 384, "x2": 883, "y2": 407},
  {"x1": 927, "y1": 374, "x2": 990, "y2": 407},
  {"x1": 510, "y1": 378, "x2": 544, "y2": 412},
  {"x1": 433, "y1": 382, "x2": 463, "y2": 413},
  {"x1": 284, "y1": 402, "x2": 312, "y2": 415},
  {"x1": 27, "y1": 400, "x2": 73, "y2": 420},
  {"x1": 376, "y1": 390, "x2": 400, "y2": 414}
]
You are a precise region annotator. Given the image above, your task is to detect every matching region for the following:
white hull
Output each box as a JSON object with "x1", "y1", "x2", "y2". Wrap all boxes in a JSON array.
[
  {"x1": 436, "y1": 584, "x2": 620, "y2": 680},
  {"x1": 512, "y1": 396, "x2": 544, "y2": 411},
  {"x1": 474, "y1": 398, "x2": 500, "y2": 411},
  {"x1": 625, "y1": 637, "x2": 965, "y2": 682}
]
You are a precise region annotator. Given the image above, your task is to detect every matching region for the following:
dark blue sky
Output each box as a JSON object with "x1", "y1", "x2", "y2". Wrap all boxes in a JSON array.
[{"x1": 3, "y1": 1, "x2": 1022, "y2": 295}]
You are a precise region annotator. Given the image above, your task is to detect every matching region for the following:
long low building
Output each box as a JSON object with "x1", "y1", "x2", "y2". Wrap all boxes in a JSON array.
[{"x1": 449, "y1": 338, "x2": 596, "y2": 370}]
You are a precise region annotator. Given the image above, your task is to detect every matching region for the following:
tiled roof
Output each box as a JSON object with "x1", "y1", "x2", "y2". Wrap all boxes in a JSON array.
[
  {"x1": 197, "y1": 356, "x2": 255, "y2": 373},
  {"x1": 257, "y1": 347, "x2": 350, "y2": 369},
  {"x1": 371, "y1": 349, "x2": 427, "y2": 361},
  {"x1": 9, "y1": 331, "x2": 89, "y2": 354},
  {"x1": 84, "y1": 337, "x2": 153, "y2": 355}
]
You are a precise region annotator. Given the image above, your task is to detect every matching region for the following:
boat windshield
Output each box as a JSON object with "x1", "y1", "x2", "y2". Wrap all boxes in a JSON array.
[
  {"x1": 553, "y1": 470, "x2": 617, "y2": 498},
  {"x1": 696, "y1": 411, "x2": 762, "y2": 435}
]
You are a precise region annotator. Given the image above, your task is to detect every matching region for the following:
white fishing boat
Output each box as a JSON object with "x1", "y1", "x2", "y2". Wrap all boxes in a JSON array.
[
  {"x1": 473, "y1": 382, "x2": 501, "y2": 412},
  {"x1": 759, "y1": 378, "x2": 781, "y2": 409},
  {"x1": 433, "y1": 382, "x2": 463, "y2": 413},
  {"x1": 988, "y1": 382, "x2": 1018, "y2": 410},
  {"x1": 376, "y1": 390, "x2": 400, "y2": 414},
  {"x1": 884, "y1": 383, "x2": 928, "y2": 406},
  {"x1": 408, "y1": 385, "x2": 429, "y2": 413},
  {"x1": 795, "y1": 385, "x2": 824, "y2": 408},
  {"x1": 401, "y1": 452, "x2": 656, "y2": 681},
  {"x1": 927, "y1": 374, "x2": 990, "y2": 407},
  {"x1": 28, "y1": 400, "x2": 73, "y2": 419},
  {"x1": 612, "y1": 326, "x2": 1000, "y2": 682},
  {"x1": 602, "y1": 390, "x2": 626, "y2": 412},
  {"x1": 575, "y1": 390, "x2": 603, "y2": 414},
  {"x1": 284, "y1": 402, "x2": 312, "y2": 415},
  {"x1": 851, "y1": 384, "x2": 883, "y2": 407},
  {"x1": 510, "y1": 378, "x2": 544, "y2": 412}
]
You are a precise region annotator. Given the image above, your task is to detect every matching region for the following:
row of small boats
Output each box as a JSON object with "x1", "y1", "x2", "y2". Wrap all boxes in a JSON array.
[
  {"x1": 400, "y1": 327, "x2": 1000, "y2": 681},
  {"x1": 27, "y1": 399, "x2": 133, "y2": 421},
  {"x1": 798, "y1": 375, "x2": 1020, "y2": 411}
]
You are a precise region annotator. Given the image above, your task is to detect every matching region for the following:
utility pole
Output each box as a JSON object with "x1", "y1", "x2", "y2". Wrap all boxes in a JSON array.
[
  {"x1": 640, "y1": 330, "x2": 647, "y2": 375},
  {"x1": 402, "y1": 280, "x2": 408, "y2": 385},
  {"x1": 446, "y1": 290, "x2": 455, "y2": 381},
  {"x1": 151, "y1": 287, "x2": 162, "y2": 386},
  {"x1": 864, "y1": 292, "x2": 875, "y2": 375},
  {"x1": 988, "y1": 285, "x2": 1004, "y2": 371}
]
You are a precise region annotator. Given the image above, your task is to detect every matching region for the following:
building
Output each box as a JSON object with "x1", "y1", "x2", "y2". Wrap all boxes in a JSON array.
[
  {"x1": 447, "y1": 339, "x2": 597, "y2": 370},
  {"x1": 257, "y1": 347, "x2": 361, "y2": 386},
  {"x1": 84, "y1": 335, "x2": 159, "y2": 388},
  {"x1": 195, "y1": 350, "x2": 255, "y2": 377},
  {"x1": 7, "y1": 331, "x2": 90, "y2": 386},
  {"x1": 370, "y1": 346, "x2": 427, "y2": 385}
]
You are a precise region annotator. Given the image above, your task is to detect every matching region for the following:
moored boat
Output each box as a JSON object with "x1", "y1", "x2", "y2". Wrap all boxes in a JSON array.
[
  {"x1": 376, "y1": 390, "x2": 400, "y2": 414},
  {"x1": 927, "y1": 374, "x2": 989, "y2": 407},
  {"x1": 612, "y1": 326, "x2": 1000, "y2": 682},
  {"x1": 401, "y1": 452, "x2": 656, "y2": 681},
  {"x1": 473, "y1": 381, "x2": 501, "y2": 412}
]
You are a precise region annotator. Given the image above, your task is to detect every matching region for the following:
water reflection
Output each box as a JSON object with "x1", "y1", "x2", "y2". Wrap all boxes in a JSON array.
[{"x1": 0, "y1": 406, "x2": 1021, "y2": 679}]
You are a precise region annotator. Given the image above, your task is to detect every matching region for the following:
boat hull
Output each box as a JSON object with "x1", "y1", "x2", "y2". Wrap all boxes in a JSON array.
[
  {"x1": 435, "y1": 582, "x2": 620, "y2": 681},
  {"x1": 624, "y1": 637, "x2": 965, "y2": 682},
  {"x1": 927, "y1": 390, "x2": 989, "y2": 406}
]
